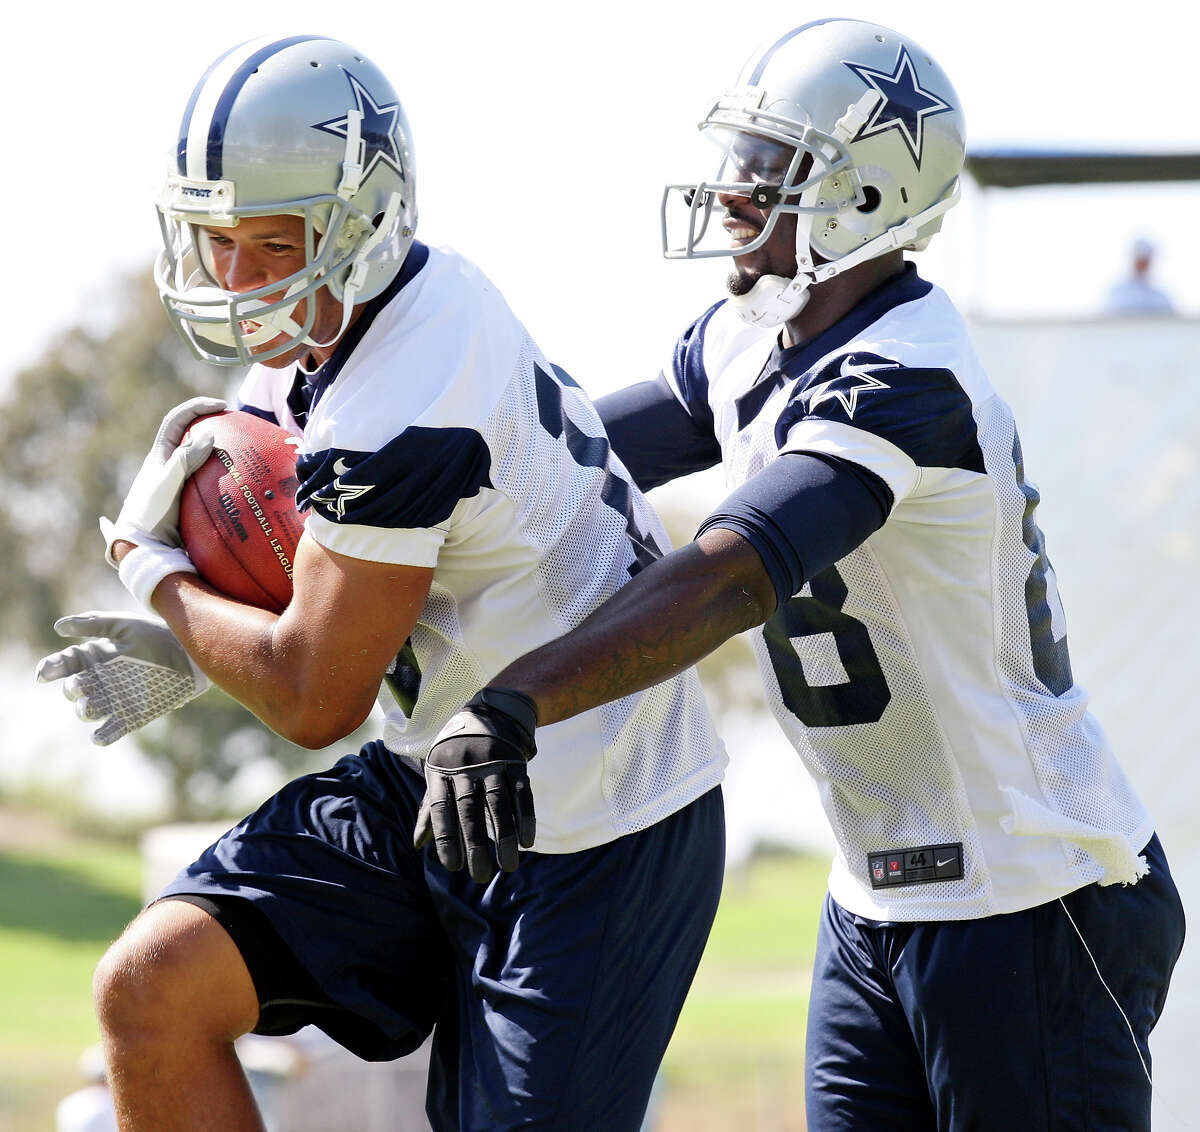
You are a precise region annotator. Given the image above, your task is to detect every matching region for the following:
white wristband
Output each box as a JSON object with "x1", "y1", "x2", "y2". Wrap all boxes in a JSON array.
[{"x1": 117, "y1": 543, "x2": 198, "y2": 611}]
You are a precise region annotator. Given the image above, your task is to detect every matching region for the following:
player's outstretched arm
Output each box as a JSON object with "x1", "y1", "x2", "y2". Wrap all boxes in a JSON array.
[
  {"x1": 492, "y1": 447, "x2": 889, "y2": 726},
  {"x1": 35, "y1": 611, "x2": 211, "y2": 745},
  {"x1": 493, "y1": 527, "x2": 777, "y2": 725},
  {"x1": 416, "y1": 528, "x2": 774, "y2": 882}
]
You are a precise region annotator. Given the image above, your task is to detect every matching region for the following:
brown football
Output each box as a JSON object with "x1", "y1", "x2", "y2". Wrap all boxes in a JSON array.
[{"x1": 179, "y1": 411, "x2": 304, "y2": 612}]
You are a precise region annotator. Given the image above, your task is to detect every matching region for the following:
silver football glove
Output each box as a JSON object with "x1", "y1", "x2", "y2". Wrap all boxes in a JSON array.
[{"x1": 35, "y1": 611, "x2": 211, "y2": 746}]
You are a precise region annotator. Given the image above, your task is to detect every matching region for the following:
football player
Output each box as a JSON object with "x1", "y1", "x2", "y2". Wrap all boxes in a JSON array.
[
  {"x1": 37, "y1": 36, "x2": 726, "y2": 1131},
  {"x1": 418, "y1": 18, "x2": 1186, "y2": 1131}
]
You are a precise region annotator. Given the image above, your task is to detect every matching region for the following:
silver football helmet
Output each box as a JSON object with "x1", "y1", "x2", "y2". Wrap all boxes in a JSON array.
[
  {"x1": 155, "y1": 36, "x2": 417, "y2": 365},
  {"x1": 663, "y1": 19, "x2": 964, "y2": 327}
]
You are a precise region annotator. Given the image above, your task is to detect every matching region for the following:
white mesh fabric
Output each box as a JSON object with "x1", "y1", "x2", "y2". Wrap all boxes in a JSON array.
[
  {"x1": 381, "y1": 582, "x2": 484, "y2": 751},
  {"x1": 483, "y1": 338, "x2": 725, "y2": 844},
  {"x1": 599, "y1": 677, "x2": 727, "y2": 832},
  {"x1": 378, "y1": 332, "x2": 724, "y2": 851},
  {"x1": 488, "y1": 349, "x2": 634, "y2": 627},
  {"x1": 699, "y1": 284, "x2": 1150, "y2": 919},
  {"x1": 748, "y1": 546, "x2": 992, "y2": 916},
  {"x1": 978, "y1": 397, "x2": 1150, "y2": 875},
  {"x1": 242, "y1": 245, "x2": 725, "y2": 853}
]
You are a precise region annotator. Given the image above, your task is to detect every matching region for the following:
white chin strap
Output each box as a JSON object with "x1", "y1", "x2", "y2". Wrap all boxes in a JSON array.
[
  {"x1": 727, "y1": 92, "x2": 877, "y2": 330},
  {"x1": 729, "y1": 273, "x2": 812, "y2": 327}
]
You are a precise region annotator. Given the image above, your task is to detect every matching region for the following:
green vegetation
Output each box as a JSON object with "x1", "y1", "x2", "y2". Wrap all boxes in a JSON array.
[
  {"x1": 659, "y1": 851, "x2": 826, "y2": 1130},
  {"x1": 0, "y1": 826, "x2": 142, "y2": 1131},
  {"x1": 0, "y1": 812, "x2": 827, "y2": 1131}
]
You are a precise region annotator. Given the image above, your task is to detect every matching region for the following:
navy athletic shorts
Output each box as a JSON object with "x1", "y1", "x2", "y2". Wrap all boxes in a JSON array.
[
  {"x1": 159, "y1": 740, "x2": 724, "y2": 1132},
  {"x1": 805, "y1": 833, "x2": 1185, "y2": 1132}
]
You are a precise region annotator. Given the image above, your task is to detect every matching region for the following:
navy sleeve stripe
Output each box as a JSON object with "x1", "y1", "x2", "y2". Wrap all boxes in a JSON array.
[
  {"x1": 596, "y1": 376, "x2": 722, "y2": 492},
  {"x1": 296, "y1": 425, "x2": 492, "y2": 530},
  {"x1": 671, "y1": 301, "x2": 725, "y2": 435},
  {"x1": 776, "y1": 352, "x2": 985, "y2": 474},
  {"x1": 697, "y1": 451, "x2": 890, "y2": 606}
]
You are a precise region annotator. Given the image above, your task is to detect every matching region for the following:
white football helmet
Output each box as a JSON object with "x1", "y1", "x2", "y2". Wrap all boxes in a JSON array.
[
  {"x1": 155, "y1": 36, "x2": 417, "y2": 365},
  {"x1": 662, "y1": 18, "x2": 964, "y2": 327}
]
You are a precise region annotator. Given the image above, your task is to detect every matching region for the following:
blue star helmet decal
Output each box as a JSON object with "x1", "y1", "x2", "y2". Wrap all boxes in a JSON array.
[
  {"x1": 312, "y1": 71, "x2": 405, "y2": 183},
  {"x1": 843, "y1": 45, "x2": 953, "y2": 169}
]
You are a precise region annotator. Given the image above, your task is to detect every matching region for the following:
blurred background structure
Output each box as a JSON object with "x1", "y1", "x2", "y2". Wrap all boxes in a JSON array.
[{"x1": 2, "y1": 2, "x2": 1198, "y2": 1128}]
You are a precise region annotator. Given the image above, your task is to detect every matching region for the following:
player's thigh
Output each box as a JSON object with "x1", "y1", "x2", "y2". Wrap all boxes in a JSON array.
[
  {"x1": 894, "y1": 835, "x2": 1185, "y2": 1132},
  {"x1": 95, "y1": 898, "x2": 259, "y2": 1040},
  {"x1": 428, "y1": 786, "x2": 725, "y2": 1132},
  {"x1": 804, "y1": 894, "x2": 936, "y2": 1132},
  {"x1": 158, "y1": 742, "x2": 453, "y2": 1061}
]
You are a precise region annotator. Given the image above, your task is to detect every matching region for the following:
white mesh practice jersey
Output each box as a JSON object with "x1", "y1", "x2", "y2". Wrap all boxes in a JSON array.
[
  {"x1": 661, "y1": 266, "x2": 1151, "y2": 920},
  {"x1": 237, "y1": 243, "x2": 726, "y2": 853}
]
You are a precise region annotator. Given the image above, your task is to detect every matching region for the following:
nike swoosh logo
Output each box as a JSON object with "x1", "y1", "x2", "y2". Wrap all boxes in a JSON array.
[
  {"x1": 333, "y1": 457, "x2": 351, "y2": 476},
  {"x1": 839, "y1": 357, "x2": 901, "y2": 381},
  {"x1": 807, "y1": 357, "x2": 898, "y2": 420},
  {"x1": 936, "y1": 857, "x2": 956, "y2": 868}
]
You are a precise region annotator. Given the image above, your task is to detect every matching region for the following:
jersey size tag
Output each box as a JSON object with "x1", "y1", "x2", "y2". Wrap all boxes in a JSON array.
[{"x1": 868, "y1": 843, "x2": 963, "y2": 888}]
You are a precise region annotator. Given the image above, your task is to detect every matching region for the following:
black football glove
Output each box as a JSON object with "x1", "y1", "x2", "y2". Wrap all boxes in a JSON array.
[{"x1": 414, "y1": 687, "x2": 538, "y2": 884}]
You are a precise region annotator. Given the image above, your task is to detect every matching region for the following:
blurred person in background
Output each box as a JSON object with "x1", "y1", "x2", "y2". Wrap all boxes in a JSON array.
[
  {"x1": 1104, "y1": 236, "x2": 1175, "y2": 315},
  {"x1": 55, "y1": 1046, "x2": 117, "y2": 1132}
]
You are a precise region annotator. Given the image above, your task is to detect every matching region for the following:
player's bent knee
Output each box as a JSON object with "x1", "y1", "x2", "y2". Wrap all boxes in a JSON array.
[{"x1": 94, "y1": 899, "x2": 260, "y2": 1042}]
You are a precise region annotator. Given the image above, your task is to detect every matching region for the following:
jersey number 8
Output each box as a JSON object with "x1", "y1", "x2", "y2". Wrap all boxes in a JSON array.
[{"x1": 763, "y1": 564, "x2": 891, "y2": 728}]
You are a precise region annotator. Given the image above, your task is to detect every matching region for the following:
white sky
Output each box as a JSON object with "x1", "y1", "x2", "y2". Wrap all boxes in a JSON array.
[{"x1": 2, "y1": 1, "x2": 1199, "y2": 396}]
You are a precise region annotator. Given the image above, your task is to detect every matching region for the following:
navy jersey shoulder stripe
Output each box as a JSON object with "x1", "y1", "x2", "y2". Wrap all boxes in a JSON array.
[
  {"x1": 776, "y1": 351, "x2": 985, "y2": 474},
  {"x1": 736, "y1": 265, "x2": 933, "y2": 431},
  {"x1": 296, "y1": 424, "x2": 492, "y2": 530},
  {"x1": 670, "y1": 301, "x2": 724, "y2": 434}
]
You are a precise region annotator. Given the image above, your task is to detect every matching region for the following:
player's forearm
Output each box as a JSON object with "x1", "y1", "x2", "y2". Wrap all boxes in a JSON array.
[
  {"x1": 148, "y1": 571, "x2": 371, "y2": 747},
  {"x1": 492, "y1": 527, "x2": 776, "y2": 725}
]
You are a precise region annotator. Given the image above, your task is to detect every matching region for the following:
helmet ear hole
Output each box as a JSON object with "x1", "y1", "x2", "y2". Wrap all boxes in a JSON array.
[{"x1": 857, "y1": 185, "x2": 882, "y2": 214}]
